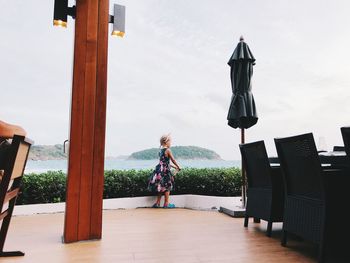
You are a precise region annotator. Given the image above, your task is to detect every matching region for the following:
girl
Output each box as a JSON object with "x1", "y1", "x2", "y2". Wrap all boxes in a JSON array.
[{"x1": 148, "y1": 134, "x2": 181, "y2": 208}]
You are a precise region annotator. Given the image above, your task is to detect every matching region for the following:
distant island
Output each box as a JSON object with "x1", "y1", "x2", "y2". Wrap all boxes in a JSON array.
[
  {"x1": 28, "y1": 145, "x2": 221, "y2": 161},
  {"x1": 29, "y1": 144, "x2": 67, "y2": 161},
  {"x1": 128, "y1": 146, "x2": 221, "y2": 160}
]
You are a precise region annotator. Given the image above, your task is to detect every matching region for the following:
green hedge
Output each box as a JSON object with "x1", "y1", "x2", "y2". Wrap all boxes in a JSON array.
[
  {"x1": 17, "y1": 168, "x2": 242, "y2": 205},
  {"x1": 17, "y1": 171, "x2": 67, "y2": 205}
]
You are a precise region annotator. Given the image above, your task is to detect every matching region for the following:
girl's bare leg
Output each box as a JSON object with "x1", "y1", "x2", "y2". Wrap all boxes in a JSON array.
[
  {"x1": 164, "y1": 191, "x2": 170, "y2": 206},
  {"x1": 155, "y1": 193, "x2": 162, "y2": 205}
]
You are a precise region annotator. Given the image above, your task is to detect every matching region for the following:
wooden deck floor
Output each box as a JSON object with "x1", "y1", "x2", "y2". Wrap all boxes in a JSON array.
[{"x1": 1, "y1": 209, "x2": 321, "y2": 263}]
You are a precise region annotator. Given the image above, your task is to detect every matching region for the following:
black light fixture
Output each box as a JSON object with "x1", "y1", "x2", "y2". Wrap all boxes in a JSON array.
[
  {"x1": 53, "y1": 1, "x2": 125, "y2": 37},
  {"x1": 53, "y1": 0, "x2": 76, "y2": 28}
]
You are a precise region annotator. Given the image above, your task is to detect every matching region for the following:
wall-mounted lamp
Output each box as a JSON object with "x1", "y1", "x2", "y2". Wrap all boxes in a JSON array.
[
  {"x1": 53, "y1": 0, "x2": 76, "y2": 28},
  {"x1": 53, "y1": 1, "x2": 125, "y2": 38},
  {"x1": 109, "y1": 4, "x2": 126, "y2": 37}
]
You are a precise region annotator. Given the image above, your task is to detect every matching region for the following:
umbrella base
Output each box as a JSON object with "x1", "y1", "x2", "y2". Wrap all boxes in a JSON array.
[{"x1": 219, "y1": 206, "x2": 245, "y2": 218}]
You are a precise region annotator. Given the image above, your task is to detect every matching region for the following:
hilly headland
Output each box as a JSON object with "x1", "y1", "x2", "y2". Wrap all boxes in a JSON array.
[
  {"x1": 128, "y1": 146, "x2": 221, "y2": 160},
  {"x1": 28, "y1": 145, "x2": 221, "y2": 161}
]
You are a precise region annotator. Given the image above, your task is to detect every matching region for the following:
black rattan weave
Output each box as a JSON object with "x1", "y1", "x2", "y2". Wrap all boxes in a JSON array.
[
  {"x1": 240, "y1": 141, "x2": 284, "y2": 237},
  {"x1": 274, "y1": 133, "x2": 332, "y2": 263},
  {"x1": 341, "y1": 127, "x2": 350, "y2": 157}
]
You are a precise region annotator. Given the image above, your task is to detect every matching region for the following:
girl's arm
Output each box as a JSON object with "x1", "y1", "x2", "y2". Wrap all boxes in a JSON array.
[{"x1": 165, "y1": 149, "x2": 181, "y2": 170}]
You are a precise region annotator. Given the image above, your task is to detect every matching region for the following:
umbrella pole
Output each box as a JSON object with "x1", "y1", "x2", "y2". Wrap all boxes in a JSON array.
[{"x1": 241, "y1": 128, "x2": 247, "y2": 208}]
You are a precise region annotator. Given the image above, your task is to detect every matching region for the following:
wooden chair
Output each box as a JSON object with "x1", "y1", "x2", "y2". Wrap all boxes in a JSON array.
[
  {"x1": 0, "y1": 135, "x2": 32, "y2": 257},
  {"x1": 274, "y1": 133, "x2": 350, "y2": 263},
  {"x1": 239, "y1": 140, "x2": 284, "y2": 237}
]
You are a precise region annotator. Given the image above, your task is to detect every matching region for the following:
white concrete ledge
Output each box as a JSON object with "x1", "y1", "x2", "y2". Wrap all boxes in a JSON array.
[{"x1": 13, "y1": 195, "x2": 241, "y2": 216}]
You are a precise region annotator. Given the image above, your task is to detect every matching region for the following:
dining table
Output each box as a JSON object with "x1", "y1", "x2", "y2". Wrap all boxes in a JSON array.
[{"x1": 269, "y1": 151, "x2": 349, "y2": 167}]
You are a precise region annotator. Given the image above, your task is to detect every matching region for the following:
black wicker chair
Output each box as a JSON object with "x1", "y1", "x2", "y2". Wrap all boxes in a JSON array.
[
  {"x1": 341, "y1": 127, "x2": 350, "y2": 156},
  {"x1": 239, "y1": 141, "x2": 284, "y2": 237},
  {"x1": 332, "y1": 146, "x2": 345, "y2": 152},
  {"x1": 274, "y1": 133, "x2": 350, "y2": 263}
]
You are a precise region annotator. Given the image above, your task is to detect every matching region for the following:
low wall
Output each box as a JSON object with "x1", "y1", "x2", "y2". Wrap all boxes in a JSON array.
[{"x1": 13, "y1": 195, "x2": 241, "y2": 216}]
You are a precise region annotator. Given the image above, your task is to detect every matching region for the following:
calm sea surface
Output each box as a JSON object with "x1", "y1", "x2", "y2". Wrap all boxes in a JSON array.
[{"x1": 24, "y1": 159, "x2": 241, "y2": 173}]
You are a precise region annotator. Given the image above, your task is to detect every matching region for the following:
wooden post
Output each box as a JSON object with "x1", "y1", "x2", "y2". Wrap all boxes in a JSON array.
[
  {"x1": 63, "y1": 0, "x2": 109, "y2": 243},
  {"x1": 241, "y1": 128, "x2": 246, "y2": 208}
]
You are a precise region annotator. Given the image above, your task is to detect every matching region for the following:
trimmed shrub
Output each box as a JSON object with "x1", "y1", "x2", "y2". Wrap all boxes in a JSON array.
[
  {"x1": 174, "y1": 168, "x2": 241, "y2": 196},
  {"x1": 17, "y1": 170, "x2": 66, "y2": 205},
  {"x1": 17, "y1": 168, "x2": 242, "y2": 205},
  {"x1": 103, "y1": 169, "x2": 153, "y2": 198}
]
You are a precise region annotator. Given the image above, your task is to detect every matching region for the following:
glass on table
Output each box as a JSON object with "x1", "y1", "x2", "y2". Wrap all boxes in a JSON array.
[{"x1": 317, "y1": 136, "x2": 328, "y2": 153}]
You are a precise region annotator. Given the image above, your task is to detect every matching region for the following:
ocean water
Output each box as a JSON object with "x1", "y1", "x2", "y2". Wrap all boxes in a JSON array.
[{"x1": 24, "y1": 159, "x2": 241, "y2": 173}]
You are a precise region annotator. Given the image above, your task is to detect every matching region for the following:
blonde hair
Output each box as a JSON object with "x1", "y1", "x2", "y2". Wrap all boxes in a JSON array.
[{"x1": 160, "y1": 134, "x2": 171, "y2": 146}]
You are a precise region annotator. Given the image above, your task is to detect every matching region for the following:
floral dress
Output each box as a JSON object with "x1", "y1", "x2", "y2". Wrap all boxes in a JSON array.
[{"x1": 148, "y1": 148, "x2": 175, "y2": 193}]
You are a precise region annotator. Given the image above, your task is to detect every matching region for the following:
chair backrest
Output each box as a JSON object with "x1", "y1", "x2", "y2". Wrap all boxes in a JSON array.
[
  {"x1": 274, "y1": 133, "x2": 323, "y2": 200},
  {"x1": 0, "y1": 135, "x2": 32, "y2": 254},
  {"x1": 341, "y1": 127, "x2": 350, "y2": 156},
  {"x1": 333, "y1": 146, "x2": 345, "y2": 152},
  {"x1": 240, "y1": 140, "x2": 272, "y2": 189}
]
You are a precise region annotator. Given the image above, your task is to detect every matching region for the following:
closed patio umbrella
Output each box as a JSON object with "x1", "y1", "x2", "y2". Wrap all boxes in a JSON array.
[{"x1": 227, "y1": 36, "x2": 258, "y2": 207}]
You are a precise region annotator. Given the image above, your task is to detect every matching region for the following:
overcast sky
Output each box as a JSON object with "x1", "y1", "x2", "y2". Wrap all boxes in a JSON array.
[{"x1": 1, "y1": 0, "x2": 350, "y2": 160}]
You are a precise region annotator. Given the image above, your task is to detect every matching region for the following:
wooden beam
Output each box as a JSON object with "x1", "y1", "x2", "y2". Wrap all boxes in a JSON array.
[
  {"x1": 64, "y1": 0, "x2": 109, "y2": 243},
  {"x1": 90, "y1": 0, "x2": 109, "y2": 239}
]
